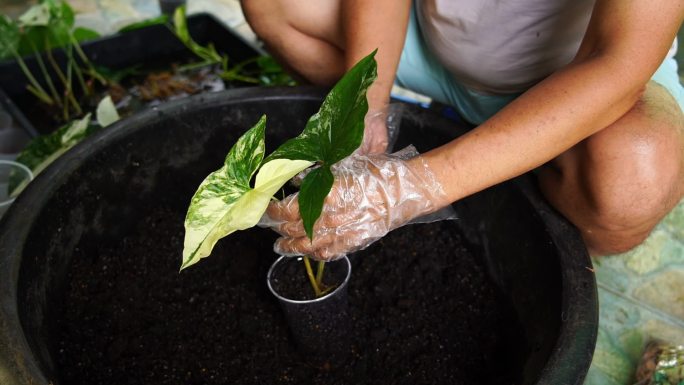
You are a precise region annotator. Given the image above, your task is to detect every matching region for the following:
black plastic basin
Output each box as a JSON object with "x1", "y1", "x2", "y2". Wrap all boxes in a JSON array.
[{"x1": 0, "y1": 87, "x2": 597, "y2": 385}]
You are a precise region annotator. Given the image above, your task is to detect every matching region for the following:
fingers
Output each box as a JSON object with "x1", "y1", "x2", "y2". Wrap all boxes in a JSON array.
[
  {"x1": 265, "y1": 193, "x2": 299, "y2": 222},
  {"x1": 361, "y1": 111, "x2": 389, "y2": 154},
  {"x1": 274, "y1": 232, "x2": 351, "y2": 261}
]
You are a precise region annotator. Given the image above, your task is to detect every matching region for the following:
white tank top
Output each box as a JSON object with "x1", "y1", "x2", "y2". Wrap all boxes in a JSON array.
[{"x1": 417, "y1": 0, "x2": 596, "y2": 94}]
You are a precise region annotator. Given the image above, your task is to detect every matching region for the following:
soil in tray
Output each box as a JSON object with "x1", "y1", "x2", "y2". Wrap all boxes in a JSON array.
[{"x1": 53, "y1": 205, "x2": 527, "y2": 385}]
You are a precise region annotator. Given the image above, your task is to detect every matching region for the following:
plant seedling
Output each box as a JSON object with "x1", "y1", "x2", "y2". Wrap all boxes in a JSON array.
[
  {"x1": 0, "y1": 0, "x2": 104, "y2": 122},
  {"x1": 11, "y1": 95, "x2": 120, "y2": 196},
  {"x1": 170, "y1": 6, "x2": 295, "y2": 86},
  {"x1": 182, "y1": 50, "x2": 377, "y2": 297}
]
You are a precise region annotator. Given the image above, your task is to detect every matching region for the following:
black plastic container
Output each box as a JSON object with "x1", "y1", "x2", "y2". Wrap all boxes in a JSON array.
[
  {"x1": 0, "y1": 87, "x2": 597, "y2": 385},
  {"x1": 0, "y1": 13, "x2": 261, "y2": 136}
]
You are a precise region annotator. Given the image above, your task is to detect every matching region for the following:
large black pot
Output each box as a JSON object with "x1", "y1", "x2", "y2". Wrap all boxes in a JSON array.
[{"x1": 0, "y1": 87, "x2": 597, "y2": 384}]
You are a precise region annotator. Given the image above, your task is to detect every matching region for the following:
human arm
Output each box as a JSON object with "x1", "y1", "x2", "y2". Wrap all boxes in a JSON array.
[
  {"x1": 267, "y1": 0, "x2": 683, "y2": 259},
  {"x1": 342, "y1": 0, "x2": 412, "y2": 153},
  {"x1": 263, "y1": 148, "x2": 451, "y2": 261},
  {"x1": 417, "y1": 0, "x2": 684, "y2": 203}
]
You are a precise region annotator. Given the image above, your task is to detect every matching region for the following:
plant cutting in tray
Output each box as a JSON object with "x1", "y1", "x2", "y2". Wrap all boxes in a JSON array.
[
  {"x1": 0, "y1": 0, "x2": 104, "y2": 122},
  {"x1": 6, "y1": 5, "x2": 294, "y2": 196},
  {"x1": 182, "y1": 50, "x2": 377, "y2": 297},
  {"x1": 1, "y1": 2, "x2": 291, "y2": 133},
  {"x1": 170, "y1": 5, "x2": 294, "y2": 87},
  {"x1": 8, "y1": 94, "x2": 120, "y2": 196}
]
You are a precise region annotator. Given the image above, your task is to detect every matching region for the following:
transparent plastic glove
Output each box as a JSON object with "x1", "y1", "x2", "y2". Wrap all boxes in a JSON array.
[
  {"x1": 360, "y1": 107, "x2": 390, "y2": 154},
  {"x1": 292, "y1": 103, "x2": 402, "y2": 188},
  {"x1": 260, "y1": 146, "x2": 451, "y2": 261}
]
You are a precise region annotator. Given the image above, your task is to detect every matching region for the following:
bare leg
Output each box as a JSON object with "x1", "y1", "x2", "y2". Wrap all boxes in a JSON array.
[
  {"x1": 539, "y1": 81, "x2": 684, "y2": 256},
  {"x1": 240, "y1": 0, "x2": 345, "y2": 86}
]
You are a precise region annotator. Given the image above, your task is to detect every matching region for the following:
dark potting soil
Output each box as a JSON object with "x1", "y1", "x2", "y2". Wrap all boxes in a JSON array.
[{"x1": 54, "y1": 205, "x2": 526, "y2": 385}]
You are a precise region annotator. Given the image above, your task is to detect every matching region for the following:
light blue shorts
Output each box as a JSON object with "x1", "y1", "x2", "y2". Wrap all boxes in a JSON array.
[{"x1": 396, "y1": 7, "x2": 684, "y2": 125}]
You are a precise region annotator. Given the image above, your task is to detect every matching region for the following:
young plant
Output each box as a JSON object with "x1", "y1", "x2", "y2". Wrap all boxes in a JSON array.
[
  {"x1": 0, "y1": 0, "x2": 103, "y2": 122},
  {"x1": 182, "y1": 50, "x2": 377, "y2": 296},
  {"x1": 11, "y1": 95, "x2": 120, "y2": 196},
  {"x1": 171, "y1": 6, "x2": 294, "y2": 86}
]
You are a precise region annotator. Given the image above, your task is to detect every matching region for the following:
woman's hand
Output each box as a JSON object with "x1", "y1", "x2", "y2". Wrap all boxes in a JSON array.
[
  {"x1": 360, "y1": 108, "x2": 390, "y2": 154},
  {"x1": 260, "y1": 148, "x2": 450, "y2": 260}
]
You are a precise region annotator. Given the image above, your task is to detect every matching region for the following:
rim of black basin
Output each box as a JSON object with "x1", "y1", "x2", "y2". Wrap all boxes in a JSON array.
[{"x1": 0, "y1": 86, "x2": 597, "y2": 385}]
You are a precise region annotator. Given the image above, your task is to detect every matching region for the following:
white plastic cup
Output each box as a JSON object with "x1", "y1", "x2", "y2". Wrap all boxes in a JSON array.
[{"x1": 0, "y1": 160, "x2": 33, "y2": 220}]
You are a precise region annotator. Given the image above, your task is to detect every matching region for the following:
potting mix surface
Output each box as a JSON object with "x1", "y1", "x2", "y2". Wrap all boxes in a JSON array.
[{"x1": 54, "y1": 205, "x2": 525, "y2": 385}]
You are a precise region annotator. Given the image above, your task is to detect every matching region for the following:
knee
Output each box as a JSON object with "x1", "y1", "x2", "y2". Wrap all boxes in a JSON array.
[
  {"x1": 543, "y1": 124, "x2": 683, "y2": 256},
  {"x1": 541, "y1": 82, "x2": 683, "y2": 255},
  {"x1": 240, "y1": 0, "x2": 287, "y2": 42},
  {"x1": 583, "y1": 137, "x2": 683, "y2": 255}
]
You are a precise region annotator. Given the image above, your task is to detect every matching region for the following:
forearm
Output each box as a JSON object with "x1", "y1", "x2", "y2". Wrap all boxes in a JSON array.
[
  {"x1": 342, "y1": 0, "x2": 411, "y2": 109},
  {"x1": 418, "y1": 0, "x2": 683, "y2": 207},
  {"x1": 418, "y1": 56, "x2": 648, "y2": 206}
]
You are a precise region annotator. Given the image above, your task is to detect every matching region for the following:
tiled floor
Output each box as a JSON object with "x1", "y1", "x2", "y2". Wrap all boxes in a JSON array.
[{"x1": 2, "y1": 1, "x2": 683, "y2": 384}]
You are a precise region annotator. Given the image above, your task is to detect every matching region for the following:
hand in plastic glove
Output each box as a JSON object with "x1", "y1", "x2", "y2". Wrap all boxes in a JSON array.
[
  {"x1": 360, "y1": 108, "x2": 390, "y2": 154},
  {"x1": 261, "y1": 147, "x2": 450, "y2": 261}
]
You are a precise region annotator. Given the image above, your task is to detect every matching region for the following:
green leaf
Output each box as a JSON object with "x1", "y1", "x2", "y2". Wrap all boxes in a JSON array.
[
  {"x1": 266, "y1": 50, "x2": 376, "y2": 166},
  {"x1": 117, "y1": 15, "x2": 169, "y2": 33},
  {"x1": 172, "y1": 5, "x2": 190, "y2": 45},
  {"x1": 172, "y1": 5, "x2": 222, "y2": 64},
  {"x1": 18, "y1": 3, "x2": 50, "y2": 27},
  {"x1": 0, "y1": 16, "x2": 20, "y2": 60},
  {"x1": 12, "y1": 113, "x2": 98, "y2": 195},
  {"x1": 96, "y1": 95, "x2": 120, "y2": 127},
  {"x1": 266, "y1": 50, "x2": 377, "y2": 237},
  {"x1": 17, "y1": 26, "x2": 48, "y2": 55},
  {"x1": 52, "y1": 0, "x2": 75, "y2": 29},
  {"x1": 72, "y1": 27, "x2": 100, "y2": 42},
  {"x1": 298, "y1": 166, "x2": 334, "y2": 239},
  {"x1": 182, "y1": 116, "x2": 266, "y2": 268},
  {"x1": 324, "y1": 50, "x2": 378, "y2": 163},
  {"x1": 181, "y1": 50, "x2": 379, "y2": 270},
  {"x1": 182, "y1": 157, "x2": 312, "y2": 270},
  {"x1": 224, "y1": 115, "x2": 267, "y2": 186},
  {"x1": 182, "y1": 116, "x2": 315, "y2": 269}
]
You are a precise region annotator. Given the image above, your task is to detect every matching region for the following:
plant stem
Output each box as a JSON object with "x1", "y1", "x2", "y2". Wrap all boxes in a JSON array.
[
  {"x1": 65, "y1": 41, "x2": 89, "y2": 102},
  {"x1": 315, "y1": 260, "x2": 325, "y2": 288},
  {"x1": 45, "y1": 41, "x2": 81, "y2": 115},
  {"x1": 13, "y1": 53, "x2": 53, "y2": 105},
  {"x1": 29, "y1": 40, "x2": 62, "y2": 109},
  {"x1": 303, "y1": 256, "x2": 323, "y2": 297},
  {"x1": 69, "y1": 33, "x2": 106, "y2": 86},
  {"x1": 64, "y1": 47, "x2": 74, "y2": 120},
  {"x1": 26, "y1": 84, "x2": 54, "y2": 104}
]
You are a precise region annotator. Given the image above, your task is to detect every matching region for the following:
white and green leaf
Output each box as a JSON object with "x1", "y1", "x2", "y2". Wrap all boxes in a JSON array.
[
  {"x1": 182, "y1": 116, "x2": 314, "y2": 270},
  {"x1": 96, "y1": 95, "x2": 120, "y2": 127},
  {"x1": 266, "y1": 50, "x2": 378, "y2": 238},
  {"x1": 18, "y1": 3, "x2": 50, "y2": 27},
  {"x1": 181, "y1": 51, "x2": 379, "y2": 270}
]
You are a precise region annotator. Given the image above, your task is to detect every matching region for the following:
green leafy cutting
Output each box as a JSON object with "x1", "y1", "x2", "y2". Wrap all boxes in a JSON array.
[
  {"x1": 182, "y1": 116, "x2": 313, "y2": 269},
  {"x1": 170, "y1": 5, "x2": 295, "y2": 86},
  {"x1": 265, "y1": 50, "x2": 377, "y2": 238},
  {"x1": 182, "y1": 50, "x2": 378, "y2": 273},
  {"x1": 0, "y1": 0, "x2": 104, "y2": 122},
  {"x1": 12, "y1": 95, "x2": 120, "y2": 195}
]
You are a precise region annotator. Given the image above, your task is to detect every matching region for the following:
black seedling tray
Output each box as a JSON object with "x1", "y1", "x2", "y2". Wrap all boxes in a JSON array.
[{"x1": 0, "y1": 13, "x2": 262, "y2": 136}]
